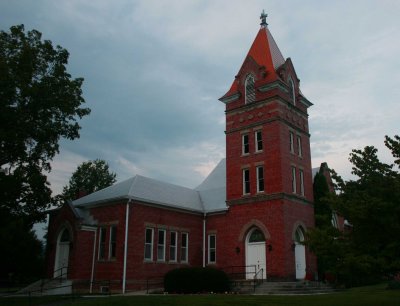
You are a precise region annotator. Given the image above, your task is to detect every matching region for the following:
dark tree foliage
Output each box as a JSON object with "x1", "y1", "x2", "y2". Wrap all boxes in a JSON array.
[
  {"x1": 0, "y1": 25, "x2": 90, "y2": 225},
  {"x1": 307, "y1": 135, "x2": 400, "y2": 287},
  {"x1": 313, "y1": 170, "x2": 332, "y2": 228},
  {"x1": 61, "y1": 159, "x2": 116, "y2": 202}
]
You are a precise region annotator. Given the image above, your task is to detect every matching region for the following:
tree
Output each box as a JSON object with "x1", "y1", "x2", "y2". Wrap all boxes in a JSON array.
[
  {"x1": 307, "y1": 135, "x2": 400, "y2": 287},
  {"x1": 61, "y1": 159, "x2": 116, "y2": 201},
  {"x1": 0, "y1": 25, "x2": 90, "y2": 226}
]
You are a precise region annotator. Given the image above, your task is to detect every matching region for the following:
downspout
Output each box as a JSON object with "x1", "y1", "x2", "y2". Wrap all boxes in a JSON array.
[
  {"x1": 122, "y1": 199, "x2": 131, "y2": 294},
  {"x1": 203, "y1": 213, "x2": 206, "y2": 268}
]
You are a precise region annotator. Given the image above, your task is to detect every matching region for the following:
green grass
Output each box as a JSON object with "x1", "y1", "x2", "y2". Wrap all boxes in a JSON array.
[{"x1": 1, "y1": 284, "x2": 399, "y2": 306}]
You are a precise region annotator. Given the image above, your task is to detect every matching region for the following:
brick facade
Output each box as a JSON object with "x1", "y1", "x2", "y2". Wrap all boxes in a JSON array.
[{"x1": 46, "y1": 17, "x2": 319, "y2": 293}]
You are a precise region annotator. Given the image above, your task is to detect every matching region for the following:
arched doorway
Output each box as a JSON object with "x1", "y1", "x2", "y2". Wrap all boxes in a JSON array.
[
  {"x1": 245, "y1": 228, "x2": 266, "y2": 279},
  {"x1": 54, "y1": 228, "x2": 71, "y2": 278},
  {"x1": 294, "y1": 226, "x2": 306, "y2": 279}
]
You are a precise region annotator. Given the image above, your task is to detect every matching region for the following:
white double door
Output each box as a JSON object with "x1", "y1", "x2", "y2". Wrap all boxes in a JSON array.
[
  {"x1": 54, "y1": 242, "x2": 69, "y2": 278},
  {"x1": 246, "y1": 242, "x2": 266, "y2": 279},
  {"x1": 295, "y1": 243, "x2": 306, "y2": 279}
]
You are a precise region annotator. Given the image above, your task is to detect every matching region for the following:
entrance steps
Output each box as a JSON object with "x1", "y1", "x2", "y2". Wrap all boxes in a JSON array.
[
  {"x1": 232, "y1": 280, "x2": 336, "y2": 295},
  {"x1": 16, "y1": 278, "x2": 72, "y2": 296}
]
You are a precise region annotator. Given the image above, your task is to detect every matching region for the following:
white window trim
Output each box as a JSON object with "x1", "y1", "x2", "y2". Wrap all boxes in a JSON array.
[
  {"x1": 289, "y1": 77, "x2": 295, "y2": 105},
  {"x1": 292, "y1": 166, "x2": 297, "y2": 194},
  {"x1": 181, "y1": 232, "x2": 189, "y2": 263},
  {"x1": 108, "y1": 225, "x2": 117, "y2": 260},
  {"x1": 297, "y1": 135, "x2": 302, "y2": 157},
  {"x1": 245, "y1": 74, "x2": 255, "y2": 104},
  {"x1": 255, "y1": 130, "x2": 263, "y2": 152},
  {"x1": 256, "y1": 166, "x2": 264, "y2": 193},
  {"x1": 208, "y1": 234, "x2": 216, "y2": 264},
  {"x1": 157, "y1": 229, "x2": 166, "y2": 262},
  {"x1": 169, "y1": 231, "x2": 177, "y2": 262},
  {"x1": 290, "y1": 131, "x2": 294, "y2": 154},
  {"x1": 144, "y1": 228, "x2": 154, "y2": 261},
  {"x1": 243, "y1": 168, "x2": 250, "y2": 195},
  {"x1": 299, "y1": 169, "x2": 305, "y2": 196},
  {"x1": 242, "y1": 134, "x2": 249, "y2": 155}
]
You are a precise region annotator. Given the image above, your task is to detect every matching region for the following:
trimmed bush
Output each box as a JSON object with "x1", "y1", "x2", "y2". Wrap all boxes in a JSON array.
[{"x1": 164, "y1": 267, "x2": 230, "y2": 293}]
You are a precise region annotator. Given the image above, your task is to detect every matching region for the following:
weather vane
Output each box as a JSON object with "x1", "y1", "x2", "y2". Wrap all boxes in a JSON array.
[{"x1": 260, "y1": 9, "x2": 268, "y2": 27}]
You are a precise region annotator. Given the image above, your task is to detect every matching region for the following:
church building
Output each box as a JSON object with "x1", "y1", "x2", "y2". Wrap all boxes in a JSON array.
[{"x1": 46, "y1": 12, "x2": 316, "y2": 293}]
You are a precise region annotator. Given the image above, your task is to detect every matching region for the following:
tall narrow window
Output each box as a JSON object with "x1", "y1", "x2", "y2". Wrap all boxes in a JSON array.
[
  {"x1": 169, "y1": 231, "x2": 177, "y2": 262},
  {"x1": 98, "y1": 227, "x2": 107, "y2": 260},
  {"x1": 291, "y1": 166, "x2": 297, "y2": 193},
  {"x1": 256, "y1": 166, "x2": 264, "y2": 193},
  {"x1": 245, "y1": 74, "x2": 255, "y2": 104},
  {"x1": 299, "y1": 169, "x2": 305, "y2": 196},
  {"x1": 157, "y1": 229, "x2": 166, "y2": 262},
  {"x1": 243, "y1": 169, "x2": 250, "y2": 195},
  {"x1": 181, "y1": 233, "x2": 188, "y2": 263},
  {"x1": 109, "y1": 225, "x2": 117, "y2": 259},
  {"x1": 208, "y1": 234, "x2": 216, "y2": 264},
  {"x1": 144, "y1": 228, "x2": 154, "y2": 261},
  {"x1": 242, "y1": 134, "x2": 249, "y2": 155},
  {"x1": 289, "y1": 132, "x2": 294, "y2": 153},
  {"x1": 289, "y1": 78, "x2": 295, "y2": 105},
  {"x1": 297, "y1": 136, "x2": 302, "y2": 157},
  {"x1": 255, "y1": 130, "x2": 263, "y2": 152}
]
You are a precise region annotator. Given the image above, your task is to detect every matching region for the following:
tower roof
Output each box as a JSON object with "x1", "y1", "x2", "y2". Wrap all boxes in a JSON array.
[{"x1": 221, "y1": 13, "x2": 285, "y2": 100}]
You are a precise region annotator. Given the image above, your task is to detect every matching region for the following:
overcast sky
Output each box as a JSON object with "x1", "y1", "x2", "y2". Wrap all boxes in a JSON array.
[{"x1": 1, "y1": 0, "x2": 399, "y2": 196}]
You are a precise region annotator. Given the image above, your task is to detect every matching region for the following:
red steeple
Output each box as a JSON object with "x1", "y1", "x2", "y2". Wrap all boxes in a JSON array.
[{"x1": 220, "y1": 13, "x2": 285, "y2": 101}]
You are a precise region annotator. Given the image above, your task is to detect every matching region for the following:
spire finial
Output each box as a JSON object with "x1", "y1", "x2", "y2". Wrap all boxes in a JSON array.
[{"x1": 260, "y1": 10, "x2": 268, "y2": 27}]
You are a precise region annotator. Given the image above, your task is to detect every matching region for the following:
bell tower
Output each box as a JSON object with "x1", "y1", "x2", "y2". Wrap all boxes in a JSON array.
[{"x1": 218, "y1": 11, "x2": 316, "y2": 280}]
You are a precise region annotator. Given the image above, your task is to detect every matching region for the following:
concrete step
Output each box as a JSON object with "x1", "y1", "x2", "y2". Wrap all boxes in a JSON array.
[
  {"x1": 255, "y1": 281, "x2": 336, "y2": 295},
  {"x1": 16, "y1": 278, "x2": 72, "y2": 296}
]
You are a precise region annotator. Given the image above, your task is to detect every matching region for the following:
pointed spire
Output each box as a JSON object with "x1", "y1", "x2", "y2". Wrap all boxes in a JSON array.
[{"x1": 260, "y1": 10, "x2": 268, "y2": 27}]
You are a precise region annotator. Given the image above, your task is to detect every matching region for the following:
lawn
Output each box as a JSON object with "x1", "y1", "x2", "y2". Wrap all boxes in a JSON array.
[{"x1": 1, "y1": 284, "x2": 399, "y2": 306}]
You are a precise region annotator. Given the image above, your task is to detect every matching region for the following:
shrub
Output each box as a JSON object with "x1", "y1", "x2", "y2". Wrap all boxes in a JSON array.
[{"x1": 164, "y1": 267, "x2": 230, "y2": 293}]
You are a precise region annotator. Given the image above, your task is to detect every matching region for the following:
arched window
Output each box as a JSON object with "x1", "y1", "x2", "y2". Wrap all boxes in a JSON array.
[
  {"x1": 331, "y1": 213, "x2": 339, "y2": 229},
  {"x1": 245, "y1": 74, "x2": 255, "y2": 104},
  {"x1": 60, "y1": 228, "x2": 70, "y2": 242},
  {"x1": 288, "y1": 78, "x2": 295, "y2": 105},
  {"x1": 294, "y1": 227, "x2": 305, "y2": 243},
  {"x1": 248, "y1": 228, "x2": 265, "y2": 243}
]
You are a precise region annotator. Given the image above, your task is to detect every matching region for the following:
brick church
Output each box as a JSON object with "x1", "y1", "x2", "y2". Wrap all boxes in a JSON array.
[{"x1": 46, "y1": 12, "x2": 317, "y2": 293}]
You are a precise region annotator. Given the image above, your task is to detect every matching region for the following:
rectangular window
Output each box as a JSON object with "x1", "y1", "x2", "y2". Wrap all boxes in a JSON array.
[
  {"x1": 109, "y1": 225, "x2": 117, "y2": 259},
  {"x1": 208, "y1": 234, "x2": 216, "y2": 264},
  {"x1": 157, "y1": 229, "x2": 166, "y2": 262},
  {"x1": 297, "y1": 136, "x2": 302, "y2": 157},
  {"x1": 242, "y1": 134, "x2": 249, "y2": 155},
  {"x1": 290, "y1": 132, "x2": 294, "y2": 153},
  {"x1": 181, "y1": 232, "x2": 188, "y2": 263},
  {"x1": 144, "y1": 228, "x2": 154, "y2": 261},
  {"x1": 291, "y1": 166, "x2": 297, "y2": 193},
  {"x1": 255, "y1": 130, "x2": 263, "y2": 152},
  {"x1": 257, "y1": 166, "x2": 265, "y2": 193},
  {"x1": 243, "y1": 168, "x2": 250, "y2": 195},
  {"x1": 98, "y1": 227, "x2": 107, "y2": 260},
  {"x1": 300, "y1": 169, "x2": 305, "y2": 196},
  {"x1": 169, "y1": 231, "x2": 177, "y2": 262}
]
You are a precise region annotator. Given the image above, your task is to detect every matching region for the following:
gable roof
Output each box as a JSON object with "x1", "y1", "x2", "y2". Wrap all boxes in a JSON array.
[
  {"x1": 73, "y1": 159, "x2": 228, "y2": 214},
  {"x1": 221, "y1": 25, "x2": 285, "y2": 100}
]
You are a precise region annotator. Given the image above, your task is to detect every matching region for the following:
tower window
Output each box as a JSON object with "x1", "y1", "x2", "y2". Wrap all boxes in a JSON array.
[
  {"x1": 245, "y1": 74, "x2": 255, "y2": 104},
  {"x1": 257, "y1": 166, "x2": 264, "y2": 193},
  {"x1": 255, "y1": 130, "x2": 263, "y2": 152},
  {"x1": 288, "y1": 78, "x2": 295, "y2": 105},
  {"x1": 289, "y1": 132, "x2": 294, "y2": 153},
  {"x1": 243, "y1": 168, "x2": 250, "y2": 195},
  {"x1": 242, "y1": 134, "x2": 249, "y2": 155},
  {"x1": 299, "y1": 169, "x2": 305, "y2": 196},
  {"x1": 297, "y1": 136, "x2": 302, "y2": 157},
  {"x1": 291, "y1": 166, "x2": 297, "y2": 193}
]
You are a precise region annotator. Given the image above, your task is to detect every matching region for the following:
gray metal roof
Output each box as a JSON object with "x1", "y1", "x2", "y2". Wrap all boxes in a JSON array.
[{"x1": 73, "y1": 159, "x2": 227, "y2": 214}]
